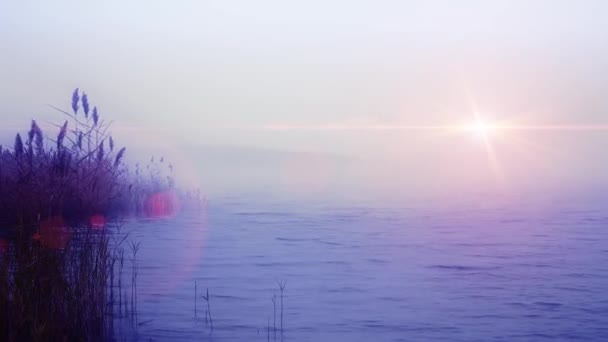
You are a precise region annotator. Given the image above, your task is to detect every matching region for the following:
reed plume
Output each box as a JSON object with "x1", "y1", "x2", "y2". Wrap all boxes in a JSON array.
[
  {"x1": 14, "y1": 133, "x2": 23, "y2": 157},
  {"x1": 82, "y1": 92, "x2": 90, "y2": 117},
  {"x1": 71, "y1": 88, "x2": 79, "y2": 114}
]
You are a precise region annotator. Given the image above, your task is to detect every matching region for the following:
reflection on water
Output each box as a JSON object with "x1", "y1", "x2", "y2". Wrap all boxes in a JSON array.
[{"x1": 115, "y1": 194, "x2": 608, "y2": 341}]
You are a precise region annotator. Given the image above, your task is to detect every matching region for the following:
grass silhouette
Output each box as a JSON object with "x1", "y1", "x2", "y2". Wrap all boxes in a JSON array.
[{"x1": 0, "y1": 89, "x2": 176, "y2": 341}]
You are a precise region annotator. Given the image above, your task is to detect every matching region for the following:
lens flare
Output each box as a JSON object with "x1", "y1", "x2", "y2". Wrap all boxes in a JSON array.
[
  {"x1": 0, "y1": 238, "x2": 7, "y2": 254},
  {"x1": 90, "y1": 214, "x2": 107, "y2": 230},
  {"x1": 144, "y1": 190, "x2": 181, "y2": 218},
  {"x1": 37, "y1": 216, "x2": 71, "y2": 250}
]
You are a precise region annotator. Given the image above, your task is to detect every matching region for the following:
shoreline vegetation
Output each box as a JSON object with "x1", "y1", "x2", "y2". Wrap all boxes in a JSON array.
[
  {"x1": 0, "y1": 88, "x2": 179, "y2": 227},
  {"x1": 0, "y1": 89, "x2": 192, "y2": 341}
]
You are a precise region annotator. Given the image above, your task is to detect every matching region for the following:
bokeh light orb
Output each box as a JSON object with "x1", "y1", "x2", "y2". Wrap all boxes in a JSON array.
[{"x1": 37, "y1": 216, "x2": 71, "y2": 249}]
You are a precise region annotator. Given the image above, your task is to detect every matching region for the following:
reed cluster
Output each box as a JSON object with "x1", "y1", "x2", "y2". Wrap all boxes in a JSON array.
[
  {"x1": 0, "y1": 227, "x2": 129, "y2": 341},
  {"x1": 0, "y1": 89, "x2": 168, "y2": 340},
  {"x1": 0, "y1": 88, "x2": 175, "y2": 227}
]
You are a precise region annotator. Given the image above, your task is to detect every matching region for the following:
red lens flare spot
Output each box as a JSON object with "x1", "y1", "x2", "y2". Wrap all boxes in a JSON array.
[
  {"x1": 90, "y1": 214, "x2": 106, "y2": 230},
  {"x1": 0, "y1": 238, "x2": 7, "y2": 253},
  {"x1": 38, "y1": 216, "x2": 71, "y2": 249},
  {"x1": 144, "y1": 190, "x2": 180, "y2": 218}
]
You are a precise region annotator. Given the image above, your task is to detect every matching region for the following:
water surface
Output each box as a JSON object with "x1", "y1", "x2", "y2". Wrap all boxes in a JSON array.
[{"x1": 121, "y1": 193, "x2": 608, "y2": 341}]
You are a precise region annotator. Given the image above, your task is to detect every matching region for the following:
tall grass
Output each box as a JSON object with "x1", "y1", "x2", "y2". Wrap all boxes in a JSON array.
[
  {"x1": 0, "y1": 222, "x2": 147, "y2": 341},
  {"x1": 0, "y1": 89, "x2": 174, "y2": 340}
]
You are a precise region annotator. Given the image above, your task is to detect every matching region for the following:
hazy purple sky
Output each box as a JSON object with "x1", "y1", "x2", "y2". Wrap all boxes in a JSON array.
[{"x1": 2, "y1": 1, "x2": 608, "y2": 195}]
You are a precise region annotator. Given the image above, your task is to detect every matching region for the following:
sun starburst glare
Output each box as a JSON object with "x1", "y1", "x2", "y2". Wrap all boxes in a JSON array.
[{"x1": 464, "y1": 120, "x2": 496, "y2": 138}]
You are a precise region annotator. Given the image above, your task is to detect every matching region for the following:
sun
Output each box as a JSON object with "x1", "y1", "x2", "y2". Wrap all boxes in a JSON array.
[{"x1": 464, "y1": 119, "x2": 497, "y2": 138}]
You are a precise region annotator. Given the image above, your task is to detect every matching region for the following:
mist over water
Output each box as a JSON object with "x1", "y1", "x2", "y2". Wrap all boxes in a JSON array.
[{"x1": 111, "y1": 140, "x2": 608, "y2": 341}]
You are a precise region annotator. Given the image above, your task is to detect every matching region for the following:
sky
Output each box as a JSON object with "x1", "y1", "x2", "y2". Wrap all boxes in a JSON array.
[{"x1": 2, "y1": 1, "x2": 608, "y2": 197}]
